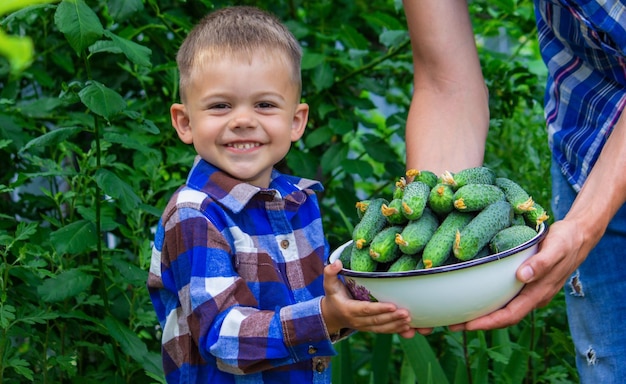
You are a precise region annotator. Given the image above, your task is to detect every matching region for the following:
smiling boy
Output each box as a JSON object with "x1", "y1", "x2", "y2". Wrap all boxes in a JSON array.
[{"x1": 147, "y1": 6, "x2": 413, "y2": 384}]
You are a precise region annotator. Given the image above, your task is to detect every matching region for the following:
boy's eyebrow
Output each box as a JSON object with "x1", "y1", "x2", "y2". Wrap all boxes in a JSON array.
[{"x1": 199, "y1": 90, "x2": 289, "y2": 103}]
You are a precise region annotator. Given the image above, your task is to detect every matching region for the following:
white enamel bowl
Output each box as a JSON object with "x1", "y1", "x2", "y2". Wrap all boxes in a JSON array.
[{"x1": 329, "y1": 223, "x2": 547, "y2": 328}]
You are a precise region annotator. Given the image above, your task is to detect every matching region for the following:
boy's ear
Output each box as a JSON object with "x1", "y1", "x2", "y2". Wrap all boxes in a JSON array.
[
  {"x1": 171, "y1": 103, "x2": 193, "y2": 144},
  {"x1": 291, "y1": 103, "x2": 309, "y2": 142}
]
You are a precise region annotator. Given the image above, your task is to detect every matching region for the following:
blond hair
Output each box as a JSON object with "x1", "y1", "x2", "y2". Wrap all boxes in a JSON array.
[{"x1": 176, "y1": 6, "x2": 302, "y2": 103}]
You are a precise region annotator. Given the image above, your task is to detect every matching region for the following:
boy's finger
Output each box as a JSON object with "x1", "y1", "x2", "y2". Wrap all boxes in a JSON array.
[{"x1": 323, "y1": 260, "x2": 347, "y2": 295}]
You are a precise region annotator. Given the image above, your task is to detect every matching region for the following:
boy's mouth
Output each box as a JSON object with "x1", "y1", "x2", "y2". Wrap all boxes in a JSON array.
[{"x1": 226, "y1": 142, "x2": 261, "y2": 150}]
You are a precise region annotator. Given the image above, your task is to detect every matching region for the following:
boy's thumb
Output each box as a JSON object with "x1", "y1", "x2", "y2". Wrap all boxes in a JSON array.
[{"x1": 323, "y1": 260, "x2": 343, "y2": 290}]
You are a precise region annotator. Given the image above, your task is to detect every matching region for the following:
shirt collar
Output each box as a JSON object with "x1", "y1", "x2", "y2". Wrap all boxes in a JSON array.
[{"x1": 186, "y1": 156, "x2": 323, "y2": 213}]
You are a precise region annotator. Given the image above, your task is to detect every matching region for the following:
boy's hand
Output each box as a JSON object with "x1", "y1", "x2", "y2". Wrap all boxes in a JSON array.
[{"x1": 321, "y1": 260, "x2": 416, "y2": 338}]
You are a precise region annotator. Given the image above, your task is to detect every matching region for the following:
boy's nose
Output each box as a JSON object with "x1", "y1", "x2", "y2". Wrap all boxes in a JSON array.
[{"x1": 229, "y1": 108, "x2": 256, "y2": 129}]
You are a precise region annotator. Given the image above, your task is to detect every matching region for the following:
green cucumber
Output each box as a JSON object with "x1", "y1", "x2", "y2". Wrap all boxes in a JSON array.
[
  {"x1": 338, "y1": 242, "x2": 353, "y2": 269},
  {"x1": 490, "y1": 224, "x2": 538, "y2": 254},
  {"x1": 441, "y1": 166, "x2": 495, "y2": 190},
  {"x1": 393, "y1": 177, "x2": 407, "y2": 199},
  {"x1": 355, "y1": 200, "x2": 370, "y2": 219},
  {"x1": 472, "y1": 245, "x2": 491, "y2": 260},
  {"x1": 350, "y1": 245, "x2": 377, "y2": 272},
  {"x1": 428, "y1": 183, "x2": 455, "y2": 216},
  {"x1": 369, "y1": 225, "x2": 403, "y2": 263},
  {"x1": 395, "y1": 209, "x2": 439, "y2": 255},
  {"x1": 495, "y1": 177, "x2": 535, "y2": 214},
  {"x1": 453, "y1": 184, "x2": 505, "y2": 212},
  {"x1": 407, "y1": 169, "x2": 438, "y2": 189},
  {"x1": 381, "y1": 198, "x2": 408, "y2": 225},
  {"x1": 401, "y1": 181, "x2": 430, "y2": 220},
  {"x1": 387, "y1": 254, "x2": 419, "y2": 272},
  {"x1": 524, "y1": 202, "x2": 549, "y2": 230},
  {"x1": 422, "y1": 211, "x2": 474, "y2": 268},
  {"x1": 512, "y1": 214, "x2": 526, "y2": 226},
  {"x1": 453, "y1": 200, "x2": 514, "y2": 261},
  {"x1": 352, "y1": 198, "x2": 388, "y2": 249}
]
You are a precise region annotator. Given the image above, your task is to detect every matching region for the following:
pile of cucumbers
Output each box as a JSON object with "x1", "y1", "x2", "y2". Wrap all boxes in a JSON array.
[{"x1": 340, "y1": 166, "x2": 549, "y2": 273}]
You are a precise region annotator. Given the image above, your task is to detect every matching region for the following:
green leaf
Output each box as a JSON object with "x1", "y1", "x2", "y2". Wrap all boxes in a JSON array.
[
  {"x1": 329, "y1": 118, "x2": 355, "y2": 135},
  {"x1": 101, "y1": 30, "x2": 152, "y2": 68},
  {"x1": 54, "y1": 0, "x2": 104, "y2": 54},
  {"x1": 0, "y1": 304, "x2": 16, "y2": 328},
  {"x1": 104, "y1": 132, "x2": 159, "y2": 154},
  {"x1": 106, "y1": 0, "x2": 143, "y2": 21},
  {"x1": 50, "y1": 219, "x2": 97, "y2": 255},
  {"x1": 398, "y1": 334, "x2": 450, "y2": 384},
  {"x1": 110, "y1": 257, "x2": 147, "y2": 286},
  {"x1": 0, "y1": 29, "x2": 34, "y2": 75},
  {"x1": 331, "y1": 339, "x2": 354, "y2": 384},
  {"x1": 13, "y1": 309, "x2": 59, "y2": 325},
  {"x1": 341, "y1": 159, "x2": 374, "y2": 179},
  {"x1": 94, "y1": 168, "x2": 141, "y2": 213},
  {"x1": 361, "y1": 12, "x2": 405, "y2": 31},
  {"x1": 304, "y1": 126, "x2": 333, "y2": 148},
  {"x1": 491, "y1": 327, "x2": 513, "y2": 375},
  {"x1": 78, "y1": 80, "x2": 126, "y2": 120},
  {"x1": 339, "y1": 25, "x2": 369, "y2": 50},
  {"x1": 285, "y1": 150, "x2": 318, "y2": 180},
  {"x1": 400, "y1": 353, "x2": 417, "y2": 383},
  {"x1": 20, "y1": 126, "x2": 82, "y2": 153},
  {"x1": 503, "y1": 322, "x2": 534, "y2": 382},
  {"x1": 372, "y1": 333, "x2": 393, "y2": 383},
  {"x1": 311, "y1": 62, "x2": 334, "y2": 92},
  {"x1": 38, "y1": 268, "x2": 94, "y2": 302},
  {"x1": 321, "y1": 143, "x2": 349, "y2": 175},
  {"x1": 88, "y1": 40, "x2": 123, "y2": 55},
  {"x1": 363, "y1": 137, "x2": 398, "y2": 163},
  {"x1": 14, "y1": 222, "x2": 38, "y2": 242},
  {"x1": 76, "y1": 204, "x2": 119, "y2": 232},
  {"x1": 0, "y1": 0, "x2": 56, "y2": 15},
  {"x1": 8, "y1": 358, "x2": 33, "y2": 381},
  {"x1": 18, "y1": 97, "x2": 63, "y2": 118},
  {"x1": 103, "y1": 315, "x2": 151, "y2": 364},
  {"x1": 379, "y1": 30, "x2": 407, "y2": 48},
  {"x1": 301, "y1": 52, "x2": 325, "y2": 70}
]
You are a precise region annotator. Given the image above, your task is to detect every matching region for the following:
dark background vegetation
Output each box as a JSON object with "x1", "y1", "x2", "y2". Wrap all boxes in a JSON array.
[{"x1": 0, "y1": 0, "x2": 576, "y2": 382}]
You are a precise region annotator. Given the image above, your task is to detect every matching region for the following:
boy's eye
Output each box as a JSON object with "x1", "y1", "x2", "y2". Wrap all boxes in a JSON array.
[
  {"x1": 257, "y1": 102, "x2": 275, "y2": 109},
  {"x1": 210, "y1": 103, "x2": 229, "y2": 109}
]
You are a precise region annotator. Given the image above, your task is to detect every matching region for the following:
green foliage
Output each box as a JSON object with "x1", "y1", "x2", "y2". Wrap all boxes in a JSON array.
[{"x1": 0, "y1": 0, "x2": 574, "y2": 383}]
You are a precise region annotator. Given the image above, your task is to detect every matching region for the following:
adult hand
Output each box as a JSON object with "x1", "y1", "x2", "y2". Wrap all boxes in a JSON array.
[
  {"x1": 450, "y1": 218, "x2": 588, "y2": 331},
  {"x1": 321, "y1": 260, "x2": 416, "y2": 338}
]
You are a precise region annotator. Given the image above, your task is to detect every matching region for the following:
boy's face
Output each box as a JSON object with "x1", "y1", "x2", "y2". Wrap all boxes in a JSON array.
[{"x1": 171, "y1": 51, "x2": 308, "y2": 188}]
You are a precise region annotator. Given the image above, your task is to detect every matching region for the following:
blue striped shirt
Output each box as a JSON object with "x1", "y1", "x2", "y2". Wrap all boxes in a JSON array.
[
  {"x1": 148, "y1": 156, "x2": 338, "y2": 383},
  {"x1": 534, "y1": 0, "x2": 626, "y2": 191}
]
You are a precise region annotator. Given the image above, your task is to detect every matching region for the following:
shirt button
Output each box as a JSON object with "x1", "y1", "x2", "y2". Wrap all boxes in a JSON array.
[
  {"x1": 308, "y1": 345, "x2": 317, "y2": 354},
  {"x1": 280, "y1": 239, "x2": 290, "y2": 249},
  {"x1": 315, "y1": 360, "x2": 325, "y2": 373}
]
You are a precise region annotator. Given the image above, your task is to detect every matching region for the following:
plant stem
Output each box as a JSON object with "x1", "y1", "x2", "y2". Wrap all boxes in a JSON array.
[
  {"x1": 463, "y1": 331, "x2": 473, "y2": 384},
  {"x1": 335, "y1": 39, "x2": 411, "y2": 85}
]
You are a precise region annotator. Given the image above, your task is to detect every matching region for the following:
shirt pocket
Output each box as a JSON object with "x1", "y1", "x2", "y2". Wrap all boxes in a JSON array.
[{"x1": 234, "y1": 249, "x2": 282, "y2": 284}]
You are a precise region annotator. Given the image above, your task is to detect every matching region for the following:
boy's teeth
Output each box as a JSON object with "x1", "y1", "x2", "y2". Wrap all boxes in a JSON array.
[{"x1": 230, "y1": 143, "x2": 259, "y2": 149}]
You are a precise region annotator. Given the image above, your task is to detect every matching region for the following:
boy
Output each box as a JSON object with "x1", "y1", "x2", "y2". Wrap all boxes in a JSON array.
[{"x1": 147, "y1": 6, "x2": 413, "y2": 383}]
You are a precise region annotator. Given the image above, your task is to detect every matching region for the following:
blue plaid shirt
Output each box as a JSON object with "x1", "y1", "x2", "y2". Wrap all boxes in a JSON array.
[
  {"x1": 534, "y1": 0, "x2": 626, "y2": 191},
  {"x1": 148, "y1": 157, "x2": 338, "y2": 383}
]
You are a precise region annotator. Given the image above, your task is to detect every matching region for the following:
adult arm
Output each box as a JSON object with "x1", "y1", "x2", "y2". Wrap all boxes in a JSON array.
[{"x1": 403, "y1": 0, "x2": 489, "y2": 175}]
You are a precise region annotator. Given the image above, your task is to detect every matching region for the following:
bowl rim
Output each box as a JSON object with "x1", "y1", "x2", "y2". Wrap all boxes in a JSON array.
[{"x1": 333, "y1": 222, "x2": 547, "y2": 278}]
